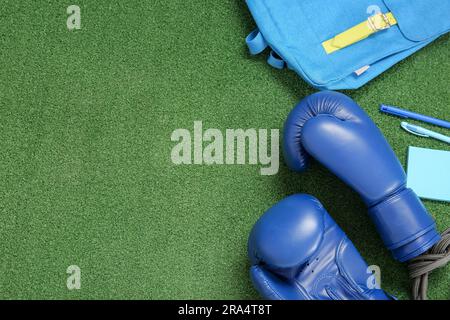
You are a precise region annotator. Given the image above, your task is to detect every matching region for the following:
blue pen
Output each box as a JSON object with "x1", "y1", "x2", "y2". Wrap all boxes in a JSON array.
[
  {"x1": 380, "y1": 104, "x2": 450, "y2": 129},
  {"x1": 401, "y1": 122, "x2": 450, "y2": 144}
]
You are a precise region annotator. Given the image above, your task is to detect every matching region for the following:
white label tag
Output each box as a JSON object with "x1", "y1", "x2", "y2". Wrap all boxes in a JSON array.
[{"x1": 354, "y1": 65, "x2": 370, "y2": 76}]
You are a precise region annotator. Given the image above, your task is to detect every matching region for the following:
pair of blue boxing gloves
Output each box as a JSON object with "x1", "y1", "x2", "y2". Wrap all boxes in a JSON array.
[{"x1": 248, "y1": 91, "x2": 440, "y2": 300}]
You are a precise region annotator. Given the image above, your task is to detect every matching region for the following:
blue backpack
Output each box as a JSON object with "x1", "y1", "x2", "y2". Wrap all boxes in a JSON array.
[{"x1": 245, "y1": 0, "x2": 450, "y2": 90}]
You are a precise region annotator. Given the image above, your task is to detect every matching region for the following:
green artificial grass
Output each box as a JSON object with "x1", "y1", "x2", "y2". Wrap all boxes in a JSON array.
[{"x1": 0, "y1": 1, "x2": 448, "y2": 300}]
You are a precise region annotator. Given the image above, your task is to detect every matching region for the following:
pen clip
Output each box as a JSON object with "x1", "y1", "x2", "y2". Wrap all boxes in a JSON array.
[{"x1": 401, "y1": 122, "x2": 429, "y2": 138}]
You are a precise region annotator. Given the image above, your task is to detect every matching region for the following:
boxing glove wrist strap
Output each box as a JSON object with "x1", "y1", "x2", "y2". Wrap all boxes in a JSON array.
[{"x1": 369, "y1": 188, "x2": 441, "y2": 262}]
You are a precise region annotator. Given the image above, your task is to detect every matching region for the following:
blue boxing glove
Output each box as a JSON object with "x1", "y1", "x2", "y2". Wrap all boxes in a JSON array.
[
  {"x1": 248, "y1": 194, "x2": 393, "y2": 300},
  {"x1": 283, "y1": 91, "x2": 440, "y2": 262}
]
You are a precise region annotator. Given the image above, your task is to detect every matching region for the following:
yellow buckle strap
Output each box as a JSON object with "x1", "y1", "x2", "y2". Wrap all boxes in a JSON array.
[{"x1": 322, "y1": 12, "x2": 397, "y2": 54}]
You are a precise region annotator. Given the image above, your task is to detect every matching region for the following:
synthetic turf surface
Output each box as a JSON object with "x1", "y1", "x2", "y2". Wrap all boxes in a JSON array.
[{"x1": 0, "y1": 1, "x2": 448, "y2": 299}]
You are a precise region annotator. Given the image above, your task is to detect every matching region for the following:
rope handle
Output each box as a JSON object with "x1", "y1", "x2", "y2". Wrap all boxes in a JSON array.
[{"x1": 409, "y1": 228, "x2": 450, "y2": 300}]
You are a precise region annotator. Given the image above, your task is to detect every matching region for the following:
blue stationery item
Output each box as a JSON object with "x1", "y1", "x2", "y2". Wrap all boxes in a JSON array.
[
  {"x1": 401, "y1": 122, "x2": 450, "y2": 144},
  {"x1": 245, "y1": 0, "x2": 450, "y2": 90},
  {"x1": 407, "y1": 147, "x2": 450, "y2": 202},
  {"x1": 381, "y1": 104, "x2": 450, "y2": 129}
]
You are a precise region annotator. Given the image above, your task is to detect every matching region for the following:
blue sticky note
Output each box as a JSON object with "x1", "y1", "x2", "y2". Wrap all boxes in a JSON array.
[{"x1": 406, "y1": 146, "x2": 450, "y2": 202}]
